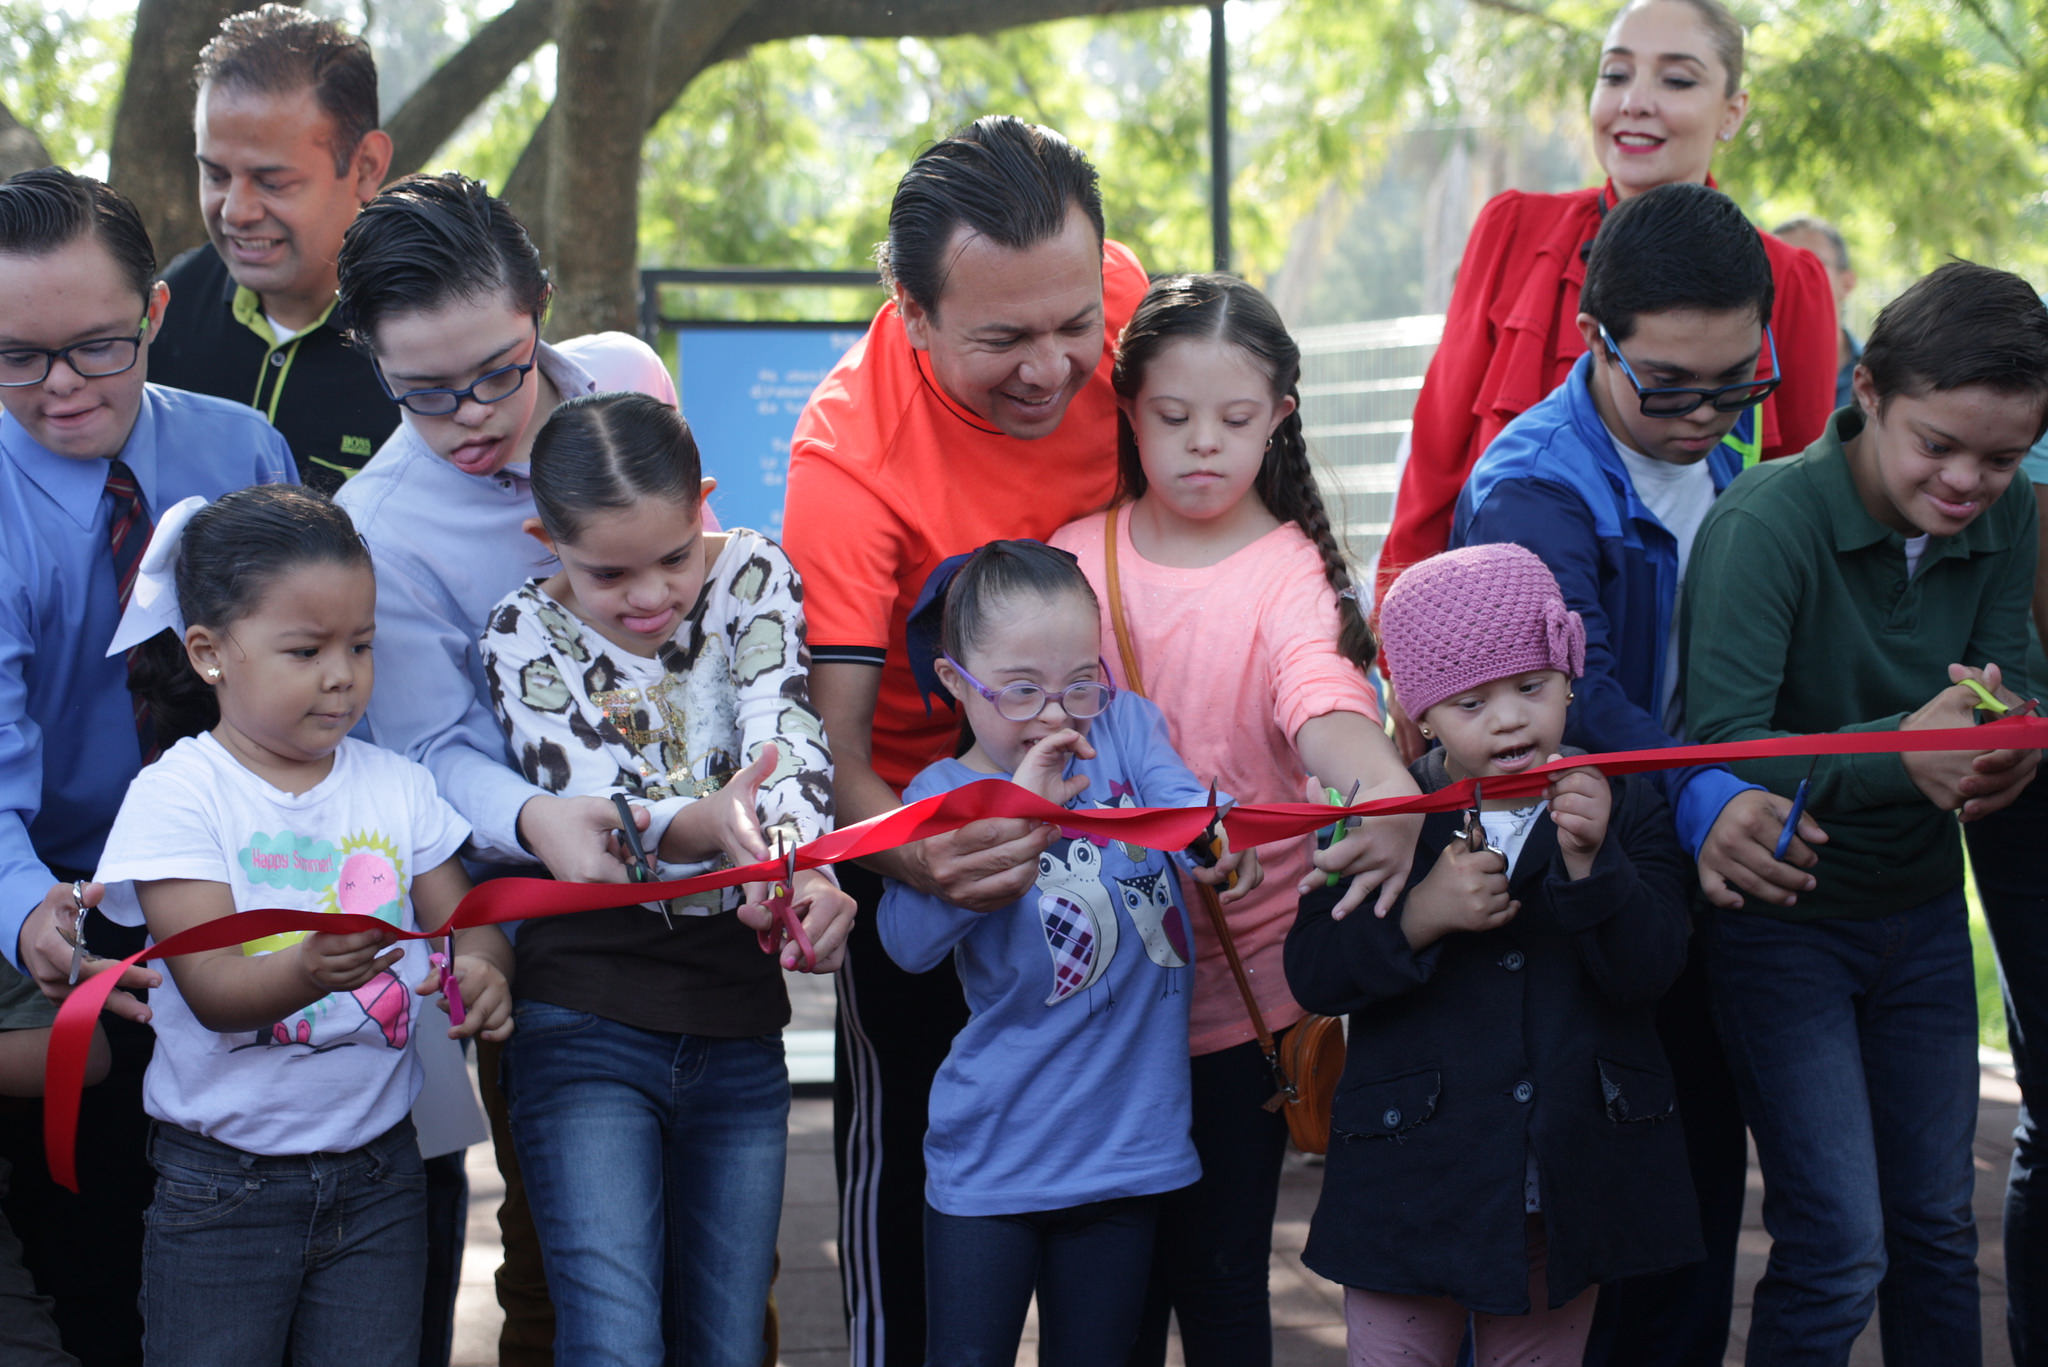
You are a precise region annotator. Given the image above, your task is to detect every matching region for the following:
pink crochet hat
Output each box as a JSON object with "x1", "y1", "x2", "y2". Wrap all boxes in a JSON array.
[{"x1": 1379, "y1": 543, "x2": 1587, "y2": 719}]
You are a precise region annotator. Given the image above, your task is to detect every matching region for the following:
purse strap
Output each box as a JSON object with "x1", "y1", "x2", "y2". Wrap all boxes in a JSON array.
[
  {"x1": 1103, "y1": 503, "x2": 1148, "y2": 696},
  {"x1": 1104, "y1": 507, "x2": 1291, "y2": 1106}
]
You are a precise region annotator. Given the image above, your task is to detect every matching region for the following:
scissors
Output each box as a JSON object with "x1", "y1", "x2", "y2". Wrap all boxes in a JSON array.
[
  {"x1": 611, "y1": 794, "x2": 673, "y2": 928},
  {"x1": 1316, "y1": 780, "x2": 1363, "y2": 888},
  {"x1": 63, "y1": 880, "x2": 91, "y2": 987},
  {"x1": 756, "y1": 837, "x2": 817, "y2": 972},
  {"x1": 1458, "y1": 779, "x2": 1504, "y2": 858},
  {"x1": 1773, "y1": 754, "x2": 1821, "y2": 861},
  {"x1": 1961, "y1": 676, "x2": 2041, "y2": 723},
  {"x1": 427, "y1": 949, "x2": 467, "y2": 1027},
  {"x1": 1184, "y1": 779, "x2": 1238, "y2": 889}
]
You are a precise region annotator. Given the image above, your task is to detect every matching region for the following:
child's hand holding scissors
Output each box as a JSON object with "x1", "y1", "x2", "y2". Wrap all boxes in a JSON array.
[
  {"x1": 737, "y1": 842, "x2": 857, "y2": 974},
  {"x1": 1299, "y1": 777, "x2": 1421, "y2": 921},
  {"x1": 1398, "y1": 785, "x2": 1517, "y2": 951},
  {"x1": 419, "y1": 936, "x2": 514, "y2": 1042},
  {"x1": 1904, "y1": 662, "x2": 2040, "y2": 819},
  {"x1": 1402, "y1": 835, "x2": 1517, "y2": 952},
  {"x1": 1190, "y1": 839, "x2": 1261, "y2": 905},
  {"x1": 1184, "y1": 780, "x2": 1261, "y2": 905}
]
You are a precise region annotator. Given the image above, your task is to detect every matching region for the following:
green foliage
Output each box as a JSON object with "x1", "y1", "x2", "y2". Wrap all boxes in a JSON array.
[
  {"x1": 0, "y1": 0, "x2": 128, "y2": 171},
  {"x1": 435, "y1": 48, "x2": 554, "y2": 194},
  {"x1": 1443, "y1": 0, "x2": 2048, "y2": 294},
  {"x1": 633, "y1": 2, "x2": 1420, "y2": 316},
  {"x1": 11, "y1": 0, "x2": 2048, "y2": 317},
  {"x1": 1728, "y1": 0, "x2": 2048, "y2": 280}
]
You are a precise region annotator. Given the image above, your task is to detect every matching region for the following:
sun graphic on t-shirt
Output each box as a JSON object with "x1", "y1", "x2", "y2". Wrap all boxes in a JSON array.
[{"x1": 317, "y1": 832, "x2": 408, "y2": 929}]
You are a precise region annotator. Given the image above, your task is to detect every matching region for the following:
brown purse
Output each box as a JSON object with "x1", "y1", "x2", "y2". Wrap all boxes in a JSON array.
[{"x1": 1102, "y1": 506, "x2": 1345, "y2": 1155}]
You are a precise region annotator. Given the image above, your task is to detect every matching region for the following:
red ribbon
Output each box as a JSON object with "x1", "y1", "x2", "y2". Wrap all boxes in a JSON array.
[{"x1": 43, "y1": 716, "x2": 2048, "y2": 1189}]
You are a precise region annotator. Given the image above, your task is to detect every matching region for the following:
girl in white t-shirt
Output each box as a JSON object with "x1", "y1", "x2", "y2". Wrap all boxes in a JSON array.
[
  {"x1": 95, "y1": 484, "x2": 513, "y2": 1367},
  {"x1": 1050, "y1": 273, "x2": 1419, "y2": 1364}
]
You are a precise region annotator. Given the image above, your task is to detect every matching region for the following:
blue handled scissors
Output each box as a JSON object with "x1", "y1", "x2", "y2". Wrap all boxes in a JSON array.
[{"x1": 1773, "y1": 755, "x2": 1820, "y2": 861}]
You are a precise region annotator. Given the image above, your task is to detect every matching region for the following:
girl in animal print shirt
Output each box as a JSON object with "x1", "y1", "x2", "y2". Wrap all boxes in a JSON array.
[
  {"x1": 877, "y1": 539, "x2": 1258, "y2": 1367},
  {"x1": 479, "y1": 391, "x2": 853, "y2": 1363}
]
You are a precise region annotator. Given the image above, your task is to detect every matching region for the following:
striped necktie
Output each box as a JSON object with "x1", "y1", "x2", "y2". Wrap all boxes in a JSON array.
[{"x1": 104, "y1": 459, "x2": 156, "y2": 761}]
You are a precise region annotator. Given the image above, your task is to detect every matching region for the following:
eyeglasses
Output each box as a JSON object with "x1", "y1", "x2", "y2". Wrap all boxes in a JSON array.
[
  {"x1": 943, "y1": 654, "x2": 1117, "y2": 722},
  {"x1": 1599, "y1": 324, "x2": 1782, "y2": 419},
  {"x1": 374, "y1": 319, "x2": 541, "y2": 416},
  {"x1": 0, "y1": 318, "x2": 149, "y2": 388}
]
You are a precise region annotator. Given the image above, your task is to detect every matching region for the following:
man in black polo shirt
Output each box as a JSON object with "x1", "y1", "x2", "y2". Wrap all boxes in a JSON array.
[{"x1": 149, "y1": 5, "x2": 394, "y2": 493}]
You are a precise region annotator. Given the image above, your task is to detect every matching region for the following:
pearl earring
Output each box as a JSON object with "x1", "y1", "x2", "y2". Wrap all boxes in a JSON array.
[
  {"x1": 205, "y1": 667, "x2": 222, "y2": 681},
  {"x1": 1418, "y1": 725, "x2": 1432, "y2": 738}
]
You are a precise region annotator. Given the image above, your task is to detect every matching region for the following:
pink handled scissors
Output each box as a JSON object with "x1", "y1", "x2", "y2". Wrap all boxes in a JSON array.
[
  {"x1": 427, "y1": 950, "x2": 466, "y2": 1027},
  {"x1": 755, "y1": 840, "x2": 816, "y2": 972}
]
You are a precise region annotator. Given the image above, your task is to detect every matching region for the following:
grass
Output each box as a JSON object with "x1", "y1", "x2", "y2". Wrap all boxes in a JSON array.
[{"x1": 1970, "y1": 853, "x2": 2009, "y2": 1054}]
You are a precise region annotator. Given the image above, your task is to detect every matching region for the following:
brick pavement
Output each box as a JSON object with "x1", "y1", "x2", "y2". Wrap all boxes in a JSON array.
[{"x1": 451, "y1": 975, "x2": 2022, "y2": 1366}]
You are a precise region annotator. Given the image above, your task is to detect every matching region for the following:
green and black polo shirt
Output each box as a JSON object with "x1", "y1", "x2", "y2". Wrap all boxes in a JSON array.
[{"x1": 150, "y1": 245, "x2": 398, "y2": 494}]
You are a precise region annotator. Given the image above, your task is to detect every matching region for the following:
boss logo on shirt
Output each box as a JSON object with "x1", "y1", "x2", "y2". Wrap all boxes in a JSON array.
[{"x1": 341, "y1": 434, "x2": 373, "y2": 457}]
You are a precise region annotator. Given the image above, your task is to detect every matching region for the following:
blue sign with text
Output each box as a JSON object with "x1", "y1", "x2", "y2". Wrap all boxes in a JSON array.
[{"x1": 676, "y1": 324, "x2": 864, "y2": 541}]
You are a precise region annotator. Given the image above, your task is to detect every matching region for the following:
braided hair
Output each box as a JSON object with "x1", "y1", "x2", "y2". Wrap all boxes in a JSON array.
[{"x1": 1111, "y1": 272, "x2": 1376, "y2": 672}]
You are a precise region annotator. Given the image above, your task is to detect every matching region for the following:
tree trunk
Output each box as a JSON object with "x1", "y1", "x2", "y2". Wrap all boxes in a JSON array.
[
  {"x1": 508, "y1": 0, "x2": 1186, "y2": 312},
  {"x1": 384, "y1": 0, "x2": 557, "y2": 182},
  {"x1": 0, "y1": 100, "x2": 53, "y2": 180},
  {"x1": 108, "y1": 0, "x2": 243, "y2": 262},
  {"x1": 501, "y1": 0, "x2": 753, "y2": 255},
  {"x1": 544, "y1": 0, "x2": 664, "y2": 337}
]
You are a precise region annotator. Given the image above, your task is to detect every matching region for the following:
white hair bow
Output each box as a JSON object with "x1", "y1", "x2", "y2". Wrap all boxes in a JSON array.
[{"x1": 106, "y1": 496, "x2": 206, "y2": 657}]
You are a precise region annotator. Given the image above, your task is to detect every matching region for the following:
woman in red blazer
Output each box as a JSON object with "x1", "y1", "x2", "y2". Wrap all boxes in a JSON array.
[{"x1": 1378, "y1": 0, "x2": 1836, "y2": 621}]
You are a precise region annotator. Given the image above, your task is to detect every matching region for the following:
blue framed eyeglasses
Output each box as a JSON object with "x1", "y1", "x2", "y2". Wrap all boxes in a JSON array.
[
  {"x1": 374, "y1": 319, "x2": 541, "y2": 416},
  {"x1": 942, "y1": 655, "x2": 1117, "y2": 722},
  {"x1": 1599, "y1": 323, "x2": 1781, "y2": 419}
]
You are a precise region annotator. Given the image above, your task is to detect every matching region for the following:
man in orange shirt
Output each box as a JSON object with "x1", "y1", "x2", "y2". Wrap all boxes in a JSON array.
[{"x1": 782, "y1": 115, "x2": 1147, "y2": 1367}]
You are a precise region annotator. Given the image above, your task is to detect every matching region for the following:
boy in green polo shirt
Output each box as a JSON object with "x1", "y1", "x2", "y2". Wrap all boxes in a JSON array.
[{"x1": 1682, "y1": 260, "x2": 2048, "y2": 1364}]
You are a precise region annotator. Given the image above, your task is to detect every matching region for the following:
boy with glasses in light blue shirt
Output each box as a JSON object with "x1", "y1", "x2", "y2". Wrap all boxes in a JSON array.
[{"x1": 0, "y1": 164, "x2": 294, "y2": 1364}]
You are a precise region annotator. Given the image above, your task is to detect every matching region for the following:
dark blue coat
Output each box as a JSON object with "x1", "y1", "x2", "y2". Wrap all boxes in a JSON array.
[{"x1": 1283, "y1": 750, "x2": 1702, "y2": 1312}]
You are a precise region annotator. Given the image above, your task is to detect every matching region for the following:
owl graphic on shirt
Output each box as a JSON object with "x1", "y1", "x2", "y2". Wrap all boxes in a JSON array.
[
  {"x1": 1036, "y1": 838, "x2": 1118, "y2": 1006},
  {"x1": 1114, "y1": 869, "x2": 1190, "y2": 969}
]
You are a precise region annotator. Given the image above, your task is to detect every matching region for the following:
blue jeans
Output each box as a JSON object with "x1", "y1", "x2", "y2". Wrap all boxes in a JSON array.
[
  {"x1": 924, "y1": 1195, "x2": 1159, "y2": 1367},
  {"x1": 502, "y1": 1000, "x2": 789, "y2": 1367},
  {"x1": 1584, "y1": 941, "x2": 1748, "y2": 1367},
  {"x1": 1706, "y1": 892, "x2": 1981, "y2": 1367},
  {"x1": 1129, "y1": 1035, "x2": 1290, "y2": 1367},
  {"x1": 1967, "y1": 778, "x2": 2048, "y2": 1366},
  {"x1": 139, "y1": 1116, "x2": 427, "y2": 1367}
]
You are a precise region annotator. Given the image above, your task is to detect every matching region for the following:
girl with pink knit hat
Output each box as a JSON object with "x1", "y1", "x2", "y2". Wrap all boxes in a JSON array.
[{"x1": 1284, "y1": 542, "x2": 1701, "y2": 1367}]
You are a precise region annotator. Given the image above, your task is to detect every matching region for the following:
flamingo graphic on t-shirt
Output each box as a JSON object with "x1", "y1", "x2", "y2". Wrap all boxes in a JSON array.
[
  {"x1": 245, "y1": 843, "x2": 413, "y2": 1053},
  {"x1": 256, "y1": 968, "x2": 409, "y2": 1052}
]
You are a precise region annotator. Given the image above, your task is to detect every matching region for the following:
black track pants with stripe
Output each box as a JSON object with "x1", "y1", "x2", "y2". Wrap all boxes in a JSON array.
[{"x1": 833, "y1": 862, "x2": 971, "y2": 1367}]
